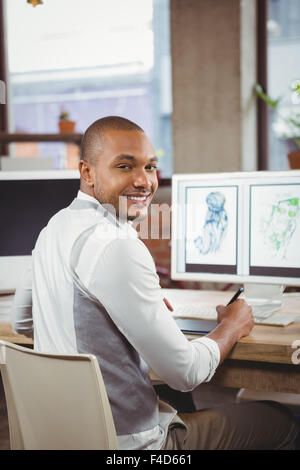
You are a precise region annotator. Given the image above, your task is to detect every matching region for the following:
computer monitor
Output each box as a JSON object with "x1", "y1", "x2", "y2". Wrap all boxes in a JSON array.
[
  {"x1": 0, "y1": 170, "x2": 80, "y2": 293},
  {"x1": 171, "y1": 170, "x2": 300, "y2": 311}
]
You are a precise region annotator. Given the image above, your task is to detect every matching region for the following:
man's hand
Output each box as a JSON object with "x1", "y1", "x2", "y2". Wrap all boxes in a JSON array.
[
  {"x1": 216, "y1": 299, "x2": 254, "y2": 339},
  {"x1": 207, "y1": 299, "x2": 254, "y2": 364}
]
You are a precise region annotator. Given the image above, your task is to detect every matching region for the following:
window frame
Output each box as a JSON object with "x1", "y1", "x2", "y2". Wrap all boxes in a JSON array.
[
  {"x1": 256, "y1": 0, "x2": 269, "y2": 171},
  {"x1": 0, "y1": 0, "x2": 8, "y2": 155},
  {"x1": 0, "y1": 0, "x2": 171, "y2": 184}
]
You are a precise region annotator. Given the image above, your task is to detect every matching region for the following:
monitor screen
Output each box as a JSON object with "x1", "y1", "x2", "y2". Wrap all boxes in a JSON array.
[
  {"x1": 171, "y1": 170, "x2": 300, "y2": 287},
  {"x1": 0, "y1": 170, "x2": 80, "y2": 292}
]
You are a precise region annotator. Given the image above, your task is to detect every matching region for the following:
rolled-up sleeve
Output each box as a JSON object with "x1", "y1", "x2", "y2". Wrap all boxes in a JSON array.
[
  {"x1": 86, "y1": 237, "x2": 220, "y2": 392},
  {"x1": 11, "y1": 261, "x2": 34, "y2": 338}
]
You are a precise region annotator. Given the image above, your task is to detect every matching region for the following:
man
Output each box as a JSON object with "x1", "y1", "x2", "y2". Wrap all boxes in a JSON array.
[{"x1": 12, "y1": 116, "x2": 298, "y2": 450}]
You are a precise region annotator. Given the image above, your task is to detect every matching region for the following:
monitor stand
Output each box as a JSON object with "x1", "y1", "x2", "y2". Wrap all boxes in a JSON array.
[{"x1": 243, "y1": 283, "x2": 285, "y2": 317}]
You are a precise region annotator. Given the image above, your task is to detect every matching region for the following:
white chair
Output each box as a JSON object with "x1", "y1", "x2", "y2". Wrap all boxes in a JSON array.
[{"x1": 0, "y1": 340, "x2": 118, "y2": 450}]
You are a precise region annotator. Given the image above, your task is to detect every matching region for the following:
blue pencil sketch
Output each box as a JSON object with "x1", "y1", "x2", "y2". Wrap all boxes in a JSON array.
[{"x1": 194, "y1": 192, "x2": 228, "y2": 255}]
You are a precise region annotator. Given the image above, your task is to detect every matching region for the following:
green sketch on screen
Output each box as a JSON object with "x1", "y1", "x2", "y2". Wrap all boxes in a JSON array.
[{"x1": 262, "y1": 197, "x2": 299, "y2": 260}]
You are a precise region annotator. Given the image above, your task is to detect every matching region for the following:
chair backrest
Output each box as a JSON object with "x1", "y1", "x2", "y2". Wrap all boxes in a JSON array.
[{"x1": 0, "y1": 341, "x2": 118, "y2": 450}]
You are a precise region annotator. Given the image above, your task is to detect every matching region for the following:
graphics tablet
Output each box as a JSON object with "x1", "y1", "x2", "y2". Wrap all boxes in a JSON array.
[{"x1": 175, "y1": 318, "x2": 217, "y2": 335}]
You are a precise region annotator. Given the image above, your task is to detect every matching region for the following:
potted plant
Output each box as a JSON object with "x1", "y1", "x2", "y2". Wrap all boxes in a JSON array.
[
  {"x1": 58, "y1": 108, "x2": 76, "y2": 134},
  {"x1": 254, "y1": 81, "x2": 300, "y2": 169}
]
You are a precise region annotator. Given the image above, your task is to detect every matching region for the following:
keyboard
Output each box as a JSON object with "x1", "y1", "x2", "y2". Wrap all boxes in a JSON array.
[
  {"x1": 172, "y1": 303, "x2": 300, "y2": 326},
  {"x1": 173, "y1": 304, "x2": 217, "y2": 320}
]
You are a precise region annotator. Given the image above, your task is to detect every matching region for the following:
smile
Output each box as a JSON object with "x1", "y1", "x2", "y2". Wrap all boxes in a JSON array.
[
  {"x1": 127, "y1": 196, "x2": 148, "y2": 202},
  {"x1": 123, "y1": 193, "x2": 151, "y2": 204}
]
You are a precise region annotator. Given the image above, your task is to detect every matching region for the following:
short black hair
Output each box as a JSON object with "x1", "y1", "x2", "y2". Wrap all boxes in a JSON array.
[{"x1": 80, "y1": 116, "x2": 144, "y2": 165}]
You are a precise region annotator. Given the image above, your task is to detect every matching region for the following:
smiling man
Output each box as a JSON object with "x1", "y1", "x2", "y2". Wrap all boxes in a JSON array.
[
  {"x1": 79, "y1": 118, "x2": 158, "y2": 222},
  {"x1": 12, "y1": 116, "x2": 298, "y2": 450}
]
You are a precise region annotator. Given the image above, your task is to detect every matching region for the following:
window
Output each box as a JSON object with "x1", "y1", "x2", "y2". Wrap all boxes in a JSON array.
[
  {"x1": 5, "y1": 0, "x2": 172, "y2": 176},
  {"x1": 267, "y1": 0, "x2": 300, "y2": 170}
]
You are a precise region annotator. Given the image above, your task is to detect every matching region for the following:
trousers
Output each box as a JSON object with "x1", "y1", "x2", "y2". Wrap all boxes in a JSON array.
[{"x1": 162, "y1": 400, "x2": 298, "y2": 450}]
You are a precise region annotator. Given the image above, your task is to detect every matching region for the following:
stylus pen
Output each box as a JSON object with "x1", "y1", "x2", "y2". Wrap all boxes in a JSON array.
[{"x1": 226, "y1": 287, "x2": 244, "y2": 306}]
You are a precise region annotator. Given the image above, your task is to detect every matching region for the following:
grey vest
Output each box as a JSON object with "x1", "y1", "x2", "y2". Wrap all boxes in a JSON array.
[{"x1": 69, "y1": 199, "x2": 159, "y2": 436}]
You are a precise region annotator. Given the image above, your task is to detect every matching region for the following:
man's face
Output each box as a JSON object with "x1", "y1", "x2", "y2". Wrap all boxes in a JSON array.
[{"x1": 88, "y1": 129, "x2": 158, "y2": 221}]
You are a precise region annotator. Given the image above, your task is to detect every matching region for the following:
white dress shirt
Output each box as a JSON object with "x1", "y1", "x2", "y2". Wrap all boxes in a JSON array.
[{"x1": 12, "y1": 190, "x2": 220, "y2": 450}]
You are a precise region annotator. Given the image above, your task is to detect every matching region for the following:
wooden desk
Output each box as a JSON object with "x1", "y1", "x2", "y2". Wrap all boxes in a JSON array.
[
  {"x1": 0, "y1": 322, "x2": 33, "y2": 346},
  {"x1": 0, "y1": 295, "x2": 33, "y2": 346},
  {"x1": 158, "y1": 289, "x2": 300, "y2": 394},
  {"x1": 1, "y1": 290, "x2": 300, "y2": 393}
]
